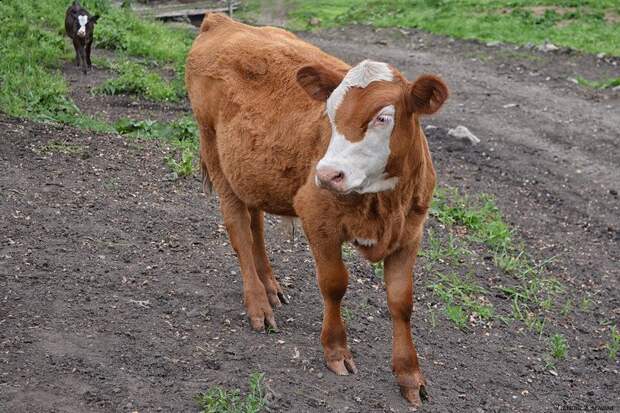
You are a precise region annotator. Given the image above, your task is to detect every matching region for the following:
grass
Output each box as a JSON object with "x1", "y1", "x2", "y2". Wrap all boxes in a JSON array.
[
  {"x1": 428, "y1": 272, "x2": 494, "y2": 330},
  {"x1": 0, "y1": 0, "x2": 193, "y2": 129},
  {"x1": 575, "y1": 76, "x2": 620, "y2": 90},
  {"x1": 548, "y1": 333, "x2": 568, "y2": 360},
  {"x1": 94, "y1": 61, "x2": 181, "y2": 102},
  {"x1": 114, "y1": 116, "x2": 200, "y2": 177},
  {"x1": 422, "y1": 185, "x2": 578, "y2": 348},
  {"x1": 195, "y1": 373, "x2": 266, "y2": 413},
  {"x1": 281, "y1": 0, "x2": 620, "y2": 56},
  {"x1": 607, "y1": 326, "x2": 619, "y2": 361}
]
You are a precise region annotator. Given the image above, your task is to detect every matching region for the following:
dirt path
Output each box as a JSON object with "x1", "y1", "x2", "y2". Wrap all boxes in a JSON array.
[{"x1": 1, "y1": 22, "x2": 619, "y2": 413}]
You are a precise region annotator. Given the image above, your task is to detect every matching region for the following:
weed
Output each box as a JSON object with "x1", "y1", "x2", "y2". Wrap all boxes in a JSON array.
[
  {"x1": 607, "y1": 326, "x2": 619, "y2": 361},
  {"x1": 579, "y1": 297, "x2": 593, "y2": 312},
  {"x1": 548, "y1": 334, "x2": 568, "y2": 360},
  {"x1": 342, "y1": 306, "x2": 353, "y2": 322},
  {"x1": 195, "y1": 372, "x2": 266, "y2": 413},
  {"x1": 164, "y1": 148, "x2": 195, "y2": 177},
  {"x1": 444, "y1": 304, "x2": 467, "y2": 330},
  {"x1": 341, "y1": 243, "x2": 355, "y2": 260},
  {"x1": 560, "y1": 299, "x2": 573, "y2": 317},
  {"x1": 371, "y1": 261, "x2": 384, "y2": 278}
]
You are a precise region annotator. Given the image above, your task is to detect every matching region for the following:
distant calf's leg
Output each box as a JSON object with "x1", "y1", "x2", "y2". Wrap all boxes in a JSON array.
[
  {"x1": 384, "y1": 240, "x2": 427, "y2": 406},
  {"x1": 249, "y1": 209, "x2": 287, "y2": 307},
  {"x1": 73, "y1": 39, "x2": 81, "y2": 66},
  {"x1": 307, "y1": 236, "x2": 356, "y2": 375},
  {"x1": 86, "y1": 41, "x2": 93, "y2": 68}
]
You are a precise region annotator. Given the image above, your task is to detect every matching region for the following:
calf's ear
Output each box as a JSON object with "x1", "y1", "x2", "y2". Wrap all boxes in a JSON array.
[
  {"x1": 407, "y1": 75, "x2": 448, "y2": 115},
  {"x1": 296, "y1": 64, "x2": 345, "y2": 101},
  {"x1": 91, "y1": 14, "x2": 100, "y2": 23}
]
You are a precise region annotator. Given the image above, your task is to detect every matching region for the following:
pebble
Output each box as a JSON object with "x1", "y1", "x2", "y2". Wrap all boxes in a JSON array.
[{"x1": 448, "y1": 125, "x2": 480, "y2": 145}]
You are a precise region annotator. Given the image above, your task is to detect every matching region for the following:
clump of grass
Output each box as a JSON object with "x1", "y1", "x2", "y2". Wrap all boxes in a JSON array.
[
  {"x1": 607, "y1": 326, "x2": 619, "y2": 361},
  {"x1": 94, "y1": 61, "x2": 180, "y2": 102},
  {"x1": 195, "y1": 372, "x2": 266, "y2": 413},
  {"x1": 575, "y1": 76, "x2": 620, "y2": 90},
  {"x1": 114, "y1": 117, "x2": 198, "y2": 145},
  {"x1": 548, "y1": 333, "x2": 568, "y2": 360},
  {"x1": 164, "y1": 148, "x2": 195, "y2": 177},
  {"x1": 371, "y1": 261, "x2": 384, "y2": 278},
  {"x1": 419, "y1": 229, "x2": 468, "y2": 267},
  {"x1": 428, "y1": 272, "x2": 494, "y2": 330}
]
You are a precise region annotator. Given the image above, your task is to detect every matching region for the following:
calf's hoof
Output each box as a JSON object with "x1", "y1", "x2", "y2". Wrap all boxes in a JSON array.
[
  {"x1": 325, "y1": 348, "x2": 357, "y2": 376},
  {"x1": 245, "y1": 291, "x2": 277, "y2": 332},
  {"x1": 397, "y1": 372, "x2": 428, "y2": 407}
]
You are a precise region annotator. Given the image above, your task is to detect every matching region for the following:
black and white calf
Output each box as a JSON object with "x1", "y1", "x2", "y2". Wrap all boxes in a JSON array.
[{"x1": 65, "y1": 1, "x2": 99, "y2": 74}]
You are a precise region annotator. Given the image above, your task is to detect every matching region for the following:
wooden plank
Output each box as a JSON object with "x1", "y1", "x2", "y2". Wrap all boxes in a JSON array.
[{"x1": 134, "y1": 2, "x2": 239, "y2": 19}]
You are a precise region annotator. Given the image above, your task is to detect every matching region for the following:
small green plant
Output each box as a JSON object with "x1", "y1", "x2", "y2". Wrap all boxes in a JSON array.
[
  {"x1": 342, "y1": 306, "x2": 353, "y2": 322},
  {"x1": 549, "y1": 334, "x2": 568, "y2": 360},
  {"x1": 444, "y1": 304, "x2": 467, "y2": 330},
  {"x1": 371, "y1": 261, "x2": 384, "y2": 278},
  {"x1": 164, "y1": 148, "x2": 195, "y2": 177},
  {"x1": 607, "y1": 326, "x2": 619, "y2": 361},
  {"x1": 195, "y1": 372, "x2": 266, "y2": 413},
  {"x1": 341, "y1": 243, "x2": 355, "y2": 260},
  {"x1": 94, "y1": 61, "x2": 180, "y2": 102}
]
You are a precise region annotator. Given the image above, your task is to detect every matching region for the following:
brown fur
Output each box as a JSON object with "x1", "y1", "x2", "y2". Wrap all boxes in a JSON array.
[{"x1": 185, "y1": 13, "x2": 448, "y2": 406}]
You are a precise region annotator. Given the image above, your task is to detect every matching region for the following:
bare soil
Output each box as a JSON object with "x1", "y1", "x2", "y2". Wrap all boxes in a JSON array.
[{"x1": 1, "y1": 19, "x2": 619, "y2": 413}]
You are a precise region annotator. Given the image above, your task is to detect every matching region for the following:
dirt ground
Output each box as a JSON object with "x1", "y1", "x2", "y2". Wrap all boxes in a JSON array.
[{"x1": 1, "y1": 14, "x2": 619, "y2": 413}]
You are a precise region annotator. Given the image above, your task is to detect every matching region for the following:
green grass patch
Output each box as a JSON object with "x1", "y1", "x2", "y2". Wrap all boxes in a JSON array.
[
  {"x1": 94, "y1": 61, "x2": 181, "y2": 102},
  {"x1": 0, "y1": 0, "x2": 194, "y2": 128},
  {"x1": 195, "y1": 372, "x2": 266, "y2": 413},
  {"x1": 283, "y1": 0, "x2": 620, "y2": 56},
  {"x1": 428, "y1": 272, "x2": 494, "y2": 330},
  {"x1": 427, "y1": 186, "x2": 568, "y2": 335},
  {"x1": 607, "y1": 325, "x2": 619, "y2": 361},
  {"x1": 575, "y1": 76, "x2": 620, "y2": 90}
]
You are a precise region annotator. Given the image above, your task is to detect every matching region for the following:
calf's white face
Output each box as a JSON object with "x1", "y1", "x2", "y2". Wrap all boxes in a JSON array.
[
  {"x1": 317, "y1": 60, "x2": 398, "y2": 194},
  {"x1": 77, "y1": 15, "x2": 88, "y2": 37}
]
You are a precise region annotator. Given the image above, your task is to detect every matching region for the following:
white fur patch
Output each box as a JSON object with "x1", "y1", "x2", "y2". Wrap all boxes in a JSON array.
[
  {"x1": 354, "y1": 238, "x2": 377, "y2": 247},
  {"x1": 317, "y1": 104, "x2": 398, "y2": 194},
  {"x1": 77, "y1": 15, "x2": 88, "y2": 37},
  {"x1": 326, "y1": 60, "x2": 393, "y2": 119}
]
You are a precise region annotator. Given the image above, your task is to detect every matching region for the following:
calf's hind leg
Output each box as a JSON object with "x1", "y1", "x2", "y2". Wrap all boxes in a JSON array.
[
  {"x1": 249, "y1": 209, "x2": 287, "y2": 307},
  {"x1": 199, "y1": 126, "x2": 276, "y2": 332}
]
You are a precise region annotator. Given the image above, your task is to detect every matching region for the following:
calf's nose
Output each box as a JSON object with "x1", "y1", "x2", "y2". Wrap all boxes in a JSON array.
[{"x1": 316, "y1": 166, "x2": 346, "y2": 191}]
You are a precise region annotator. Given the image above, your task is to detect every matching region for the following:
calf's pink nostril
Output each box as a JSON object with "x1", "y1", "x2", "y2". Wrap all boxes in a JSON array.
[{"x1": 316, "y1": 167, "x2": 346, "y2": 187}]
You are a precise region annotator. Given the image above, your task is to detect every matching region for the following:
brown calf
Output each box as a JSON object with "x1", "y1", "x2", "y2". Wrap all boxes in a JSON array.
[{"x1": 185, "y1": 14, "x2": 448, "y2": 406}]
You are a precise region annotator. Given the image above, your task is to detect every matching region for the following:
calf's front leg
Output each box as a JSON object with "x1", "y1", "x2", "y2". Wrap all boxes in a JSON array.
[
  {"x1": 309, "y1": 239, "x2": 357, "y2": 375},
  {"x1": 384, "y1": 241, "x2": 428, "y2": 406}
]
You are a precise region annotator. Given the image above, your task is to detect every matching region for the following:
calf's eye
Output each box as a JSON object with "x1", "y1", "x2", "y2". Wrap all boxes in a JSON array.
[{"x1": 372, "y1": 113, "x2": 393, "y2": 127}]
